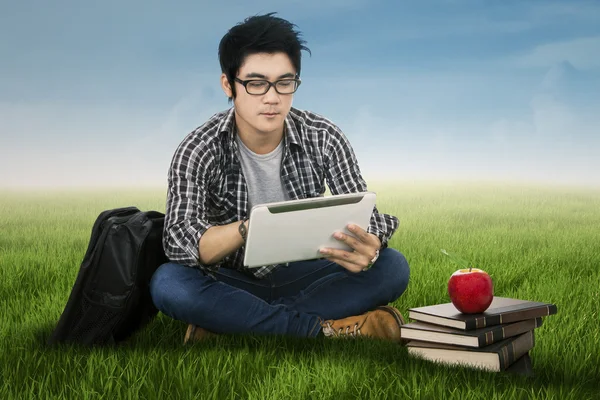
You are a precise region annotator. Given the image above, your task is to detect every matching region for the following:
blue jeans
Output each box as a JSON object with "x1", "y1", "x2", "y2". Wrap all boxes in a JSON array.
[{"x1": 149, "y1": 248, "x2": 410, "y2": 338}]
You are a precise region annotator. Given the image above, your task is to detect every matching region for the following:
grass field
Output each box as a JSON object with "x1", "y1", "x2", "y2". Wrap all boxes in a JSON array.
[{"x1": 1, "y1": 181, "x2": 599, "y2": 399}]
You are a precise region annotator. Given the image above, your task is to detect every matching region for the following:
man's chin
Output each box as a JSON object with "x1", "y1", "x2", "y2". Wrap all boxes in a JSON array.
[{"x1": 255, "y1": 117, "x2": 284, "y2": 132}]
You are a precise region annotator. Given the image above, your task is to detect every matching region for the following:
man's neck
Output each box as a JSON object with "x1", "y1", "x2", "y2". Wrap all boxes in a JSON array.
[{"x1": 235, "y1": 118, "x2": 284, "y2": 155}]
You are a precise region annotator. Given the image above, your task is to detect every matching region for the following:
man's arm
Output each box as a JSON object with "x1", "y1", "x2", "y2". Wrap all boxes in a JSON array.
[
  {"x1": 323, "y1": 125, "x2": 399, "y2": 249},
  {"x1": 163, "y1": 136, "x2": 247, "y2": 267},
  {"x1": 197, "y1": 220, "x2": 248, "y2": 265}
]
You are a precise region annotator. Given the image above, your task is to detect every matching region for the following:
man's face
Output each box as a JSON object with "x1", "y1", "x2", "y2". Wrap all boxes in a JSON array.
[{"x1": 221, "y1": 52, "x2": 297, "y2": 137}]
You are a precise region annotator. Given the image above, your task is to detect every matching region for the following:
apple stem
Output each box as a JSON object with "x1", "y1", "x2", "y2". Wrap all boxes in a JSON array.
[{"x1": 469, "y1": 266, "x2": 472, "y2": 272}]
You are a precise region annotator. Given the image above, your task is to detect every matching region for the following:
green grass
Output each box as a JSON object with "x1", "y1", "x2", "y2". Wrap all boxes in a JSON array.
[{"x1": 1, "y1": 181, "x2": 599, "y2": 399}]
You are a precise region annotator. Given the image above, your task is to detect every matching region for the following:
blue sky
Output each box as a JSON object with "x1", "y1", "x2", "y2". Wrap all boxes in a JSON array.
[{"x1": 1, "y1": 0, "x2": 599, "y2": 187}]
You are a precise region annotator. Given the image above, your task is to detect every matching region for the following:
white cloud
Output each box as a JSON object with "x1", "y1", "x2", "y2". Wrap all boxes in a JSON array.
[
  {"x1": 516, "y1": 36, "x2": 600, "y2": 69},
  {"x1": 353, "y1": 68, "x2": 600, "y2": 187},
  {"x1": 488, "y1": 119, "x2": 534, "y2": 145},
  {"x1": 530, "y1": 1, "x2": 600, "y2": 22},
  {"x1": 0, "y1": 87, "x2": 227, "y2": 188}
]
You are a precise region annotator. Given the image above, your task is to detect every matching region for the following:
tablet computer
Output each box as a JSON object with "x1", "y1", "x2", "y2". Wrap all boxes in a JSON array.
[{"x1": 243, "y1": 191, "x2": 376, "y2": 268}]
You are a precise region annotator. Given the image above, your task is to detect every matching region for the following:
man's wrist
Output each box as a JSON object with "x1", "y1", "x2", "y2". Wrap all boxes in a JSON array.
[
  {"x1": 238, "y1": 218, "x2": 249, "y2": 242},
  {"x1": 368, "y1": 232, "x2": 382, "y2": 250}
]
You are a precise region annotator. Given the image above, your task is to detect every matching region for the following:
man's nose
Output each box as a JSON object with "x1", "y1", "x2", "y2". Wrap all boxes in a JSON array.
[{"x1": 263, "y1": 84, "x2": 280, "y2": 103}]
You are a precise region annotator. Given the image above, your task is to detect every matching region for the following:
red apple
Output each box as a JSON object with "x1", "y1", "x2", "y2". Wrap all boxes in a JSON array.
[{"x1": 447, "y1": 268, "x2": 494, "y2": 314}]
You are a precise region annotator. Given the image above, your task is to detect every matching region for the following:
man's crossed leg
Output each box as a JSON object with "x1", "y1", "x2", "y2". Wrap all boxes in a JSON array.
[{"x1": 149, "y1": 248, "x2": 410, "y2": 343}]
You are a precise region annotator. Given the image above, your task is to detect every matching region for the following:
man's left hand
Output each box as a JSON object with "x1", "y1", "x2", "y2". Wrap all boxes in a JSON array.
[{"x1": 319, "y1": 224, "x2": 381, "y2": 273}]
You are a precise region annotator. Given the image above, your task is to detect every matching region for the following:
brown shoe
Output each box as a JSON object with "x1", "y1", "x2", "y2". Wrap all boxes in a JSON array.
[
  {"x1": 183, "y1": 324, "x2": 218, "y2": 344},
  {"x1": 320, "y1": 306, "x2": 406, "y2": 343}
]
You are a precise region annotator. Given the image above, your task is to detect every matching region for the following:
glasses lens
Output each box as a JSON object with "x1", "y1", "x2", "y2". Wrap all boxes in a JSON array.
[
  {"x1": 275, "y1": 80, "x2": 298, "y2": 94},
  {"x1": 246, "y1": 81, "x2": 270, "y2": 94}
]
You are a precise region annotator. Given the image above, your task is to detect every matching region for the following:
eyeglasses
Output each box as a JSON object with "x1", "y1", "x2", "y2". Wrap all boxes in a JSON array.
[{"x1": 234, "y1": 77, "x2": 301, "y2": 95}]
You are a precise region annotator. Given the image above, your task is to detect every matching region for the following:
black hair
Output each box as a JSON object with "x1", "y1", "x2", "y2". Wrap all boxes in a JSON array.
[{"x1": 218, "y1": 12, "x2": 311, "y2": 100}]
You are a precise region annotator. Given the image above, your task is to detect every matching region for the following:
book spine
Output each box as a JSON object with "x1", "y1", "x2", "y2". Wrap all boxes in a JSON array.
[
  {"x1": 468, "y1": 305, "x2": 557, "y2": 330},
  {"x1": 469, "y1": 315, "x2": 501, "y2": 330},
  {"x1": 478, "y1": 317, "x2": 543, "y2": 347},
  {"x1": 499, "y1": 305, "x2": 557, "y2": 324},
  {"x1": 497, "y1": 331, "x2": 535, "y2": 370}
]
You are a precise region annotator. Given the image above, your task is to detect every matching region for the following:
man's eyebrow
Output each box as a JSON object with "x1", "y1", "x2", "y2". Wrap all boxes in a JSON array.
[{"x1": 244, "y1": 72, "x2": 296, "y2": 79}]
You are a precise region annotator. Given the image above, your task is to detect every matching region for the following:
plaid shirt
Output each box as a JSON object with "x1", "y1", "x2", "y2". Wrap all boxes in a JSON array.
[{"x1": 163, "y1": 106, "x2": 399, "y2": 278}]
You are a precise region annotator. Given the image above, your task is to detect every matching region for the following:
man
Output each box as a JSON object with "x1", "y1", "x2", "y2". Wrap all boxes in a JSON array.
[{"x1": 149, "y1": 13, "x2": 410, "y2": 344}]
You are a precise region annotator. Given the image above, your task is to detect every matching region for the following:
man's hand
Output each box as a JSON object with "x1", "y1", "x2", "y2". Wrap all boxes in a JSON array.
[{"x1": 319, "y1": 224, "x2": 381, "y2": 273}]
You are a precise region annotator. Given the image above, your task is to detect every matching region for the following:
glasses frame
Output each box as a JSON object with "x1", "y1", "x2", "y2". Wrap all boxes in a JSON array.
[{"x1": 234, "y1": 77, "x2": 302, "y2": 95}]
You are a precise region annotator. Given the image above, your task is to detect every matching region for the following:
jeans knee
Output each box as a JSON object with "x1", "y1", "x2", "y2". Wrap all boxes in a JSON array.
[
  {"x1": 375, "y1": 248, "x2": 410, "y2": 301},
  {"x1": 149, "y1": 263, "x2": 170, "y2": 310},
  {"x1": 149, "y1": 262, "x2": 189, "y2": 313}
]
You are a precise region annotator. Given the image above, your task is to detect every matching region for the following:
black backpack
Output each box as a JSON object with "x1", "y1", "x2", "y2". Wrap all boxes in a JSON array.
[{"x1": 48, "y1": 207, "x2": 168, "y2": 346}]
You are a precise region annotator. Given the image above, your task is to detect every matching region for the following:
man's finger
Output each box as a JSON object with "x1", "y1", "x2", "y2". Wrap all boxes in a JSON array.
[
  {"x1": 319, "y1": 248, "x2": 369, "y2": 269},
  {"x1": 332, "y1": 231, "x2": 371, "y2": 254},
  {"x1": 347, "y1": 224, "x2": 379, "y2": 246},
  {"x1": 323, "y1": 256, "x2": 365, "y2": 274}
]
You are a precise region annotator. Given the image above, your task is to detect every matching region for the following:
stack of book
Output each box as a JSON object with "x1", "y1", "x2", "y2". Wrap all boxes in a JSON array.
[{"x1": 401, "y1": 297, "x2": 558, "y2": 373}]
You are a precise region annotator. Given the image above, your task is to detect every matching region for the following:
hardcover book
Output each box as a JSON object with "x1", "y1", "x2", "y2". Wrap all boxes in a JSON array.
[
  {"x1": 407, "y1": 331, "x2": 535, "y2": 372},
  {"x1": 400, "y1": 317, "x2": 543, "y2": 348},
  {"x1": 408, "y1": 297, "x2": 557, "y2": 330},
  {"x1": 506, "y1": 352, "x2": 534, "y2": 377}
]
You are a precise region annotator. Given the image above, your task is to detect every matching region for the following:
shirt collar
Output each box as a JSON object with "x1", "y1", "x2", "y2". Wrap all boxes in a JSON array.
[
  {"x1": 217, "y1": 107, "x2": 237, "y2": 149},
  {"x1": 283, "y1": 108, "x2": 303, "y2": 150}
]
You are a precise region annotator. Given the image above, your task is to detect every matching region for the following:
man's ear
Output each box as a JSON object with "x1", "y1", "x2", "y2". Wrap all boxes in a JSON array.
[{"x1": 220, "y1": 73, "x2": 233, "y2": 98}]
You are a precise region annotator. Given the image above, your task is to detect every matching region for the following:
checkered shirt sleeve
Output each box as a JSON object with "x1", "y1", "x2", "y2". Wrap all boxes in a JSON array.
[
  {"x1": 162, "y1": 128, "x2": 218, "y2": 267},
  {"x1": 322, "y1": 123, "x2": 399, "y2": 249}
]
